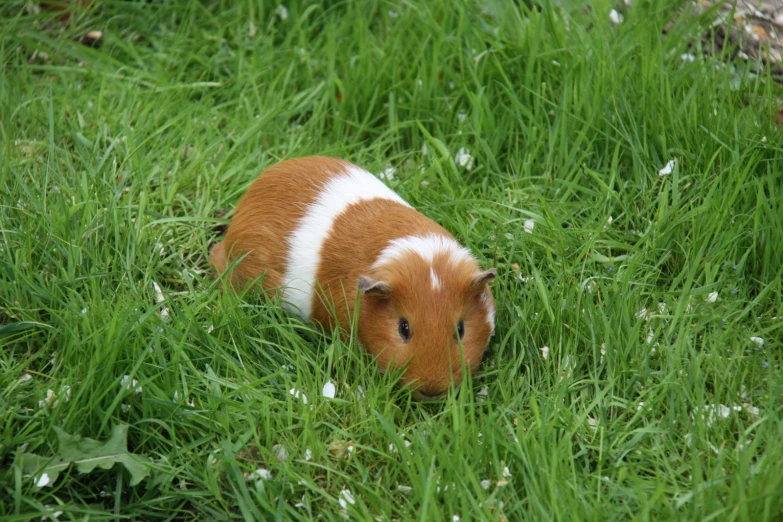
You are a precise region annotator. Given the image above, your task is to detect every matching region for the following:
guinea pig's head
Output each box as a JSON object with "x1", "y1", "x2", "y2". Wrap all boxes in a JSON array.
[{"x1": 357, "y1": 234, "x2": 496, "y2": 399}]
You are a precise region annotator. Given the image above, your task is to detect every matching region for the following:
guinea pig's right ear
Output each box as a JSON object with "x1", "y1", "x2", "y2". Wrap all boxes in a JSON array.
[
  {"x1": 471, "y1": 268, "x2": 497, "y2": 289},
  {"x1": 359, "y1": 275, "x2": 391, "y2": 297}
]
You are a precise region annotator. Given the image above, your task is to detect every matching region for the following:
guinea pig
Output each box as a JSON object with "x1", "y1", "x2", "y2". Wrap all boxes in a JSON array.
[{"x1": 209, "y1": 156, "x2": 496, "y2": 399}]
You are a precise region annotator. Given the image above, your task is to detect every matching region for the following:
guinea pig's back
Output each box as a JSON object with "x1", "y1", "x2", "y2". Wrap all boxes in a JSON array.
[{"x1": 210, "y1": 156, "x2": 350, "y2": 292}]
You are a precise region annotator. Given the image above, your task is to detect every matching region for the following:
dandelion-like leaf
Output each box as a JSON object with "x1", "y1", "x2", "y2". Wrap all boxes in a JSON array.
[{"x1": 18, "y1": 424, "x2": 151, "y2": 488}]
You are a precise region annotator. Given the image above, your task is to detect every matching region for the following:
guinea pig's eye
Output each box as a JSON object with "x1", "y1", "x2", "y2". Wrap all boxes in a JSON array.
[
  {"x1": 398, "y1": 318, "x2": 411, "y2": 342},
  {"x1": 456, "y1": 320, "x2": 465, "y2": 341}
]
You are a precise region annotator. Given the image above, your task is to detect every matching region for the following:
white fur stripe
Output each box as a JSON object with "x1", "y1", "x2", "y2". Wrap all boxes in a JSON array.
[
  {"x1": 281, "y1": 165, "x2": 411, "y2": 320},
  {"x1": 372, "y1": 233, "x2": 475, "y2": 270},
  {"x1": 430, "y1": 267, "x2": 442, "y2": 291}
]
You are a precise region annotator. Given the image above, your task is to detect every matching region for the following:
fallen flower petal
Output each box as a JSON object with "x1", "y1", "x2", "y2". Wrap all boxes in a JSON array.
[
  {"x1": 250, "y1": 468, "x2": 272, "y2": 480},
  {"x1": 454, "y1": 147, "x2": 474, "y2": 170},
  {"x1": 35, "y1": 472, "x2": 51, "y2": 488},
  {"x1": 658, "y1": 159, "x2": 675, "y2": 176},
  {"x1": 289, "y1": 388, "x2": 308, "y2": 404},
  {"x1": 322, "y1": 381, "x2": 336, "y2": 399},
  {"x1": 339, "y1": 489, "x2": 356, "y2": 508}
]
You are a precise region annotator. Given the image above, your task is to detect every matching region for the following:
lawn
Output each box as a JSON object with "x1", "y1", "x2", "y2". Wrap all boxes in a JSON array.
[{"x1": 1, "y1": 0, "x2": 782, "y2": 520}]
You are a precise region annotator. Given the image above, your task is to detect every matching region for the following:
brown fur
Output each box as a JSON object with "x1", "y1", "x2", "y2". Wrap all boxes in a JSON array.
[{"x1": 210, "y1": 156, "x2": 495, "y2": 398}]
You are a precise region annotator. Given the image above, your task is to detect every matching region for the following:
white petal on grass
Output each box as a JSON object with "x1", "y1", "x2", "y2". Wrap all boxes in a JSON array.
[
  {"x1": 524, "y1": 219, "x2": 535, "y2": 234},
  {"x1": 680, "y1": 53, "x2": 696, "y2": 62},
  {"x1": 275, "y1": 5, "x2": 288, "y2": 20},
  {"x1": 396, "y1": 484, "x2": 413, "y2": 494},
  {"x1": 609, "y1": 9, "x2": 623, "y2": 24},
  {"x1": 338, "y1": 489, "x2": 356, "y2": 509},
  {"x1": 356, "y1": 386, "x2": 365, "y2": 400},
  {"x1": 35, "y1": 472, "x2": 51, "y2": 487},
  {"x1": 251, "y1": 468, "x2": 272, "y2": 480},
  {"x1": 540, "y1": 346, "x2": 549, "y2": 359},
  {"x1": 151, "y1": 281, "x2": 169, "y2": 319},
  {"x1": 454, "y1": 147, "x2": 474, "y2": 170},
  {"x1": 19, "y1": 373, "x2": 32, "y2": 383},
  {"x1": 750, "y1": 336, "x2": 764, "y2": 347},
  {"x1": 476, "y1": 385, "x2": 489, "y2": 401},
  {"x1": 453, "y1": 516, "x2": 461, "y2": 522},
  {"x1": 587, "y1": 417, "x2": 599, "y2": 431},
  {"x1": 380, "y1": 166, "x2": 395, "y2": 181},
  {"x1": 744, "y1": 405, "x2": 760, "y2": 416},
  {"x1": 502, "y1": 466, "x2": 512, "y2": 478},
  {"x1": 120, "y1": 375, "x2": 142, "y2": 394},
  {"x1": 705, "y1": 291, "x2": 718, "y2": 303},
  {"x1": 304, "y1": 448, "x2": 312, "y2": 461},
  {"x1": 322, "y1": 381, "x2": 336, "y2": 399},
  {"x1": 121, "y1": 403, "x2": 130, "y2": 413},
  {"x1": 289, "y1": 388, "x2": 308, "y2": 404},
  {"x1": 272, "y1": 444, "x2": 287, "y2": 462},
  {"x1": 480, "y1": 479, "x2": 491, "y2": 490},
  {"x1": 658, "y1": 159, "x2": 675, "y2": 176},
  {"x1": 458, "y1": 112, "x2": 467, "y2": 122},
  {"x1": 38, "y1": 389, "x2": 56, "y2": 409},
  {"x1": 693, "y1": 404, "x2": 736, "y2": 427},
  {"x1": 560, "y1": 355, "x2": 576, "y2": 381}
]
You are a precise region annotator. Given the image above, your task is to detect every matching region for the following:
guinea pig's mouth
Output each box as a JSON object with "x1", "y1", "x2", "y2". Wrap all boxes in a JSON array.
[
  {"x1": 411, "y1": 384, "x2": 462, "y2": 401},
  {"x1": 413, "y1": 390, "x2": 445, "y2": 401}
]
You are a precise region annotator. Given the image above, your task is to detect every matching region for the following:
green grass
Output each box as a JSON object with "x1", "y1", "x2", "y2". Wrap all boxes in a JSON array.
[{"x1": 1, "y1": 0, "x2": 782, "y2": 520}]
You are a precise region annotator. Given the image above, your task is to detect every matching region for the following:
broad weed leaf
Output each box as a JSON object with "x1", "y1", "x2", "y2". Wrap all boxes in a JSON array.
[{"x1": 19, "y1": 424, "x2": 151, "y2": 487}]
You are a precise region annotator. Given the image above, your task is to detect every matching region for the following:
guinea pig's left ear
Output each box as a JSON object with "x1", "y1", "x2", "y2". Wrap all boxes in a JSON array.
[
  {"x1": 359, "y1": 275, "x2": 391, "y2": 297},
  {"x1": 471, "y1": 268, "x2": 497, "y2": 290}
]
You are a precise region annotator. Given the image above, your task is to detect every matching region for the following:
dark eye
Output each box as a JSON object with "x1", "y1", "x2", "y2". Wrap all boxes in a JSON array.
[
  {"x1": 398, "y1": 318, "x2": 411, "y2": 342},
  {"x1": 456, "y1": 320, "x2": 465, "y2": 341}
]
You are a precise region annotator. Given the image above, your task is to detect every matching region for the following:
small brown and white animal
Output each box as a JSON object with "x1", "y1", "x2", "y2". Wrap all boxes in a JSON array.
[{"x1": 209, "y1": 156, "x2": 496, "y2": 399}]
